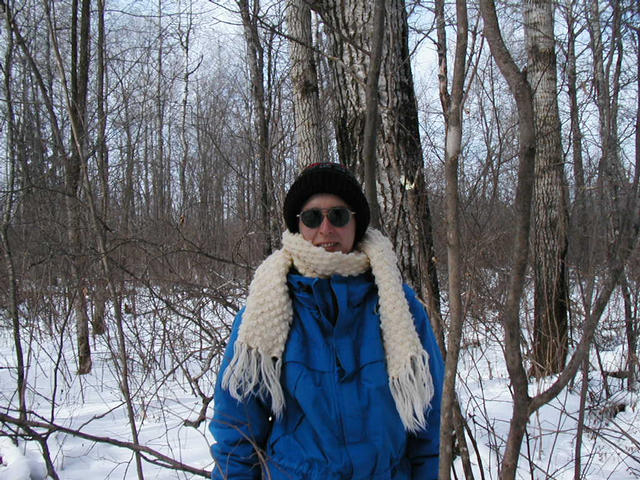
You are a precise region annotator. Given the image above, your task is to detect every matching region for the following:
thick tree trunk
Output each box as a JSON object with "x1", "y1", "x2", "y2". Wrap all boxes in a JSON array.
[
  {"x1": 524, "y1": 0, "x2": 569, "y2": 378},
  {"x1": 287, "y1": 0, "x2": 325, "y2": 170},
  {"x1": 316, "y1": 0, "x2": 441, "y2": 318}
]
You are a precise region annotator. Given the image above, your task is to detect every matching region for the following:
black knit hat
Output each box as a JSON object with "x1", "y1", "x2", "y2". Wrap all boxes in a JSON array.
[{"x1": 283, "y1": 162, "x2": 370, "y2": 245}]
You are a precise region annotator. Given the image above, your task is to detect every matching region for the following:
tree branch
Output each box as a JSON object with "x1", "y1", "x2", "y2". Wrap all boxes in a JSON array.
[{"x1": 0, "y1": 411, "x2": 211, "y2": 478}]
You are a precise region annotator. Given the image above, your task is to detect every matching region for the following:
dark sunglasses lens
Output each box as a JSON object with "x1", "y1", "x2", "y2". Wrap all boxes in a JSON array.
[
  {"x1": 300, "y1": 209, "x2": 323, "y2": 228},
  {"x1": 328, "y1": 208, "x2": 351, "y2": 227}
]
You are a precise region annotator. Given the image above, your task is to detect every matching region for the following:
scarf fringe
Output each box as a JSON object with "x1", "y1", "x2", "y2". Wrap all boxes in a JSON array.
[
  {"x1": 389, "y1": 350, "x2": 434, "y2": 433},
  {"x1": 221, "y1": 342, "x2": 285, "y2": 417}
]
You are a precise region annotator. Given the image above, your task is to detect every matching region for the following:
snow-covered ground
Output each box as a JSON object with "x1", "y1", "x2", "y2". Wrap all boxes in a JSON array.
[
  {"x1": 456, "y1": 330, "x2": 640, "y2": 479},
  {"x1": 1, "y1": 293, "x2": 639, "y2": 479},
  {"x1": 0, "y1": 292, "x2": 220, "y2": 480}
]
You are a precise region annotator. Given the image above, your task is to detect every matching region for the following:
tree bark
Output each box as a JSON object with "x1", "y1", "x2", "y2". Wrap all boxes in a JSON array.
[
  {"x1": 96, "y1": 0, "x2": 108, "y2": 216},
  {"x1": 287, "y1": 0, "x2": 326, "y2": 170},
  {"x1": 586, "y1": 0, "x2": 625, "y2": 247},
  {"x1": 524, "y1": 0, "x2": 570, "y2": 378},
  {"x1": 315, "y1": 0, "x2": 441, "y2": 322}
]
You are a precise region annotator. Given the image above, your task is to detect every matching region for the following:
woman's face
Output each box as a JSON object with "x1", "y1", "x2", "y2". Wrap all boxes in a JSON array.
[{"x1": 299, "y1": 193, "x2": 356, "y2": 254}]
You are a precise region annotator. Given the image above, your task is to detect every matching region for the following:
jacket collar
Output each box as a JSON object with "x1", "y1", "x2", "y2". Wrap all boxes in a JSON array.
[{"x1": 287, "y1": 270, "x2": 375, "y2": 306}]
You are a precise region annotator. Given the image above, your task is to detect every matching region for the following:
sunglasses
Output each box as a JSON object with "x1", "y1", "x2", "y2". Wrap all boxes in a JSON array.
[{"x1": 297, "y1": 207, "x2": 355, "y2": 229}]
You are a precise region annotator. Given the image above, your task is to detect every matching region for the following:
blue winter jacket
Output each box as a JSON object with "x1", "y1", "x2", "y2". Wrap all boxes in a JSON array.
[{"x1": 209, "y1": 271, "x2": 444, "y2": 480}]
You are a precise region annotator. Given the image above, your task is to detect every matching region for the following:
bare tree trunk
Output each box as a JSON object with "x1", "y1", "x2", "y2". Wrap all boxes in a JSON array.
[
  {"x1": 93, "y1": 0, "x2": 107, "y2": 336},
  {"x1": 315, "y1": 0, "x2": 366, "y2": 171},
  {"x1": 437, "y1": 0, "x2": 471, "y2": 477},
  {"x1": 179, "y1": 1, "x2": 195, "y2": 214},
  {"x1": 574, "y1": 356, "x2": 589, "y2": 480},
  {"x1": 67, "y1": 0, "x2": 93, "y2": 375},
  {"x1": 1, "y1": 11, "x2": 27, "y2": 421},
  {"x1": 155, "y1": 0, "x2": 167, "y2": 220},
  {"x1": 630, "y1": 15, "x2": 640, "y2": 393},
  {"x1": 71, "y1": 72, "x2": 147, "y2": 480},
  {"x1": 238, "y1": 0, "x2": 274, "y2": 255},
  {"x1": 315, "y1": 0, "x2": 441, "y2": 320},
  {"x1": 586, "y1": 0, "x2": 638, "y2": 393},
  {"x1": 621, "y1": 276, "x2": 637, "y2": 391},
  {"x1": 525, "y1": 0, "x2": 570, "y2": 378},
  {"x1": 587, "y1": 0, "x2": 626, "y2": 248},
  {"x1": 478, "y1": 0, "x2": 536, "y2": 477},
  {"x1": 435, "y1": 0, "x2": 450, "y2": 118},
  {"x1": 122, "y1": 94, "x2": 136, "y2": 230},
  {"x1": 1, "y1": 0, "x2": 65, "y2": 155},
  {"x1": 565, "y1": 0, "x2": 587, "y2": 257},
  {"x1": 567, "y1": 3, "x2": 592, "y2": 469},
  {"x1": 287, "y1": 0, "x2": 325, "y2": 170},
  {"x1": 360, "y1": 0, "x2": 384, "y2": 229},
  {"x1": 96, "y1": 0, "x2": 108, "y2": 213}
]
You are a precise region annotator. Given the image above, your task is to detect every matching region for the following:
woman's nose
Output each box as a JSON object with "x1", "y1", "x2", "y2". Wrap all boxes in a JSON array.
[{"x1": 318, "y1": 215, "x2": 334, "y2": 233}]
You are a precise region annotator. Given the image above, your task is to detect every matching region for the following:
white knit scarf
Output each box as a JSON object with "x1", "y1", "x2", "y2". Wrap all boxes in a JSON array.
[{"x1": 221, "y1": 228, "x2": 434, "y2": 432}]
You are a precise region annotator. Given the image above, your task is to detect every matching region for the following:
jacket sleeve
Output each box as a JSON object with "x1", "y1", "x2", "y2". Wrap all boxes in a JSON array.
[
  {"x1": 209, "y1": 309, "x2": 272, "y2": 480},
  {"x1": 403, "y1": 286, "x2": 445, "y2": 480}
]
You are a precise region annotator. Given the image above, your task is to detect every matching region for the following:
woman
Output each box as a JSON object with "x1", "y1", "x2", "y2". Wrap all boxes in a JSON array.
[{"x1": 210, "y1": 162, "x2": 444, "y2": 479}]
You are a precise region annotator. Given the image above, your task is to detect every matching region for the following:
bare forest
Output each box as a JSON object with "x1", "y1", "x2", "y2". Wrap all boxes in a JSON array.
[{"x1": 0, "y1": 0, "x2": 639, "y2": 479}]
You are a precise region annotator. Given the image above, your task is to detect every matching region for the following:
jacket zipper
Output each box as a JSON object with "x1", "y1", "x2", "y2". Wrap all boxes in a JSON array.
[{"x1": 330, "y1": 281, "x2": 354, "y2": 478}]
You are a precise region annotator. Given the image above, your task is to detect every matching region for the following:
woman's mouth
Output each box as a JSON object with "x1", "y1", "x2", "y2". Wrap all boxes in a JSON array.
[{"x1": 317, "y1": 242, "x2": 339, "y2": 251}]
